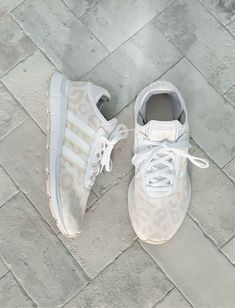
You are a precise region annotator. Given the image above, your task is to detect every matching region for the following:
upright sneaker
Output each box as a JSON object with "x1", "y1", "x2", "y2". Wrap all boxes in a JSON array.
[
  {"x1": 47, "y1": 72, "x2": 127, "y2": 237},
  {"x1": 128, "y1": 81, "x2": 208, "y2": 244}
]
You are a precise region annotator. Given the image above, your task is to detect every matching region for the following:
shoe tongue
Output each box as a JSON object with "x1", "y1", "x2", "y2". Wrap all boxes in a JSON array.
[{"x1": 144, "y1": 120, "x2": 184, "y2": 142}]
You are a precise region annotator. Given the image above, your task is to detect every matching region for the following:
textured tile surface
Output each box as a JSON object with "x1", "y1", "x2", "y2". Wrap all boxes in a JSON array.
[
  {"x1": 63, "y1": 0, "x2": 99, "y2": 17},
  {"x1": 59, "y1": 173, "x2": 136, "y2": 278},
  {"x1": 0, "y1": 0, "x2": 234, "y2": 306},
  {"x1": 199, "y1": 0, "x2": 235, "y2": 25},
  {"x1": 0, "y1": 118, "x2": 57, "y2": 231},
  {"x1": 222, "y1": 237, "x2": 235, "y2": 265},
  {"x1": 0, "y1": 167, "x2": 18, "y2": 207},
  {"x1": 227, "y1": 18, "x2": 235, "y2": 35},
  {"x1": 162, "y1": 58, "x2": 235, "y2": 167},
  {"x1": 189, "y1": 143, "x2": 235, "y2": 247},
  {"x1": 2, "y1": 50, "x2": 55, "y2": 132},
  {"x1": 0, "y1": 193, "x2": 88, "y2": 307},
  {"x1": 0, "y1": 272, "x2": 34, "y2": 307},
  {"x1": 65, "y1": 242, "x2": 173, "y2": 308},
  {"x1": 224, "y1": 84, "x2": 235, "y2": 107},
  {"x1": 153, "y1": 0, "x2": 235, "y2": 93},
  {"x1": 0, "y1": 0, "x2": 24, "y2": 18},
  {"x1": 223, "y1": 157, "x2": 235, "y2": 182},
  {"x1": 0, "y1": 82, "x2": 26, "y2": 140},
  {"x1": 12, "y1": 0, "x2": 108, "y2": 80},
  {"x1": 0, "y1": 259, "x2": 8, "y2": 279},
  {"x1": 0, "y1": 15, "x2": 36, "y2": 76},
  {"x1": 154, "y1": 288, "x2": 191, "y2": 308},
  {"x1": 87, "y1": 23, "x2": 181, "y2": 116},
  {"x1": 142, "y1": 217, "x2": 235, "y2": 307},
  {"x1": 81, "y1": 0, "x2": 173, "y2": 51}
]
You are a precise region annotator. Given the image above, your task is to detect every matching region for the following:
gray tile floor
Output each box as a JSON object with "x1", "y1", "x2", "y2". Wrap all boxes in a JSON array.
[{"x1": 0, "y1": 0, "x2": 234, "y2": 307}]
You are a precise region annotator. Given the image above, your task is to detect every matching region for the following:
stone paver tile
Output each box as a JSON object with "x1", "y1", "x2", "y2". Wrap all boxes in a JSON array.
[
  {"x1": 0, "y1": 166, "x2": 18, "y2": 207},
  {"x1": 227, "y1": 19, "x2": 235, "y2": 35},
  {"x1": 154, "y1": 288, "x2": 191, "y2": 308},
  {"x1": 189, "y1": 142, "x2": 235, "y2": 247},
  {"x1": 0, "y1": 0, "x2": 24, "y2": 18},
  {"x1": 223, "y1": 157, "x2": 235, "y2": 182},
  {"x1": 153, "y1": 0, "x2": 235, "y2": 93},
  {"x1": 12, "y1": 0, "x2": 108, "y2": 80},
  {"x1": 0, "y1": 259, "x2": 8, "y2": 279},
  {"x1": 81, "y1": 0, "x2": 173, "y2": 52},
  {"x1": 63, "y1": 0, "x2": 99, "y2": 17},
  {"x1": 0, "y1": 118, "x2": 58, "y2": 232},
  {"x1": 162, "y1": 58, "x2": 235, "y2": 167},
  {"x1": 224, "y1": 84, "x2": 235, "y2": 107},
  {"x1": 92, "y1": 102, "x2": 134, "y2": 196},
  {"x1": 59, "y1": 172, "x2": 136, "y2": 278},
  {"x1": 0, "y1": 272, "x2": 34, "y2": 307},
  {"x1": 142, "y1": 216, "x2": 235, "y2": 307},
  {"x1": 2, "y1": 50, "x2": 55, "y2": 132},
  {"x1": 0, "y1": 192, "x2": 88, "y2": 307},
  {"x1": 0, "y1": 82, "x2": 27, "y2": 140},
  {"x1": 65, "y1": 242, "x2": 173, "y2": 308},
  {"x1": 86, "y1": 23, "x2": 181, "y2": 117},
  {"x1": 0, "y1": 15, "x2": 36, "y2": 77},
  {"x1": 222, "y1": 237, "x2": 235, "y2": 265},
  {"x1": 199, "y1": 0, "x2": 235, "y2": 25}
]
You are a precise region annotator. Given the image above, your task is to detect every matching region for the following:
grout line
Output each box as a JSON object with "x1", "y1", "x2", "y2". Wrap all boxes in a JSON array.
[
  {"x1": 223, "y1": 83, "x2": 235, "y2": 96},
  {"x1": 80, "y1": 8, "x2": 180, "y2": 80},
  {"x1": 225, "y1": 18, "x2": 235, "y2": 27},
  {"x1": 190, "y1": 137, "x2": 235, "y2": 184},
  {"x1": 112, "y1": 55, "x2": 184, "y2": 119},
  {"x1": 196, "y1": 0, "x2": 235, "y2": 38},
  {"x1": 10, "y1": 13, "x2": 60, "y2": 73},
  {"x1": 86, "y1": 168, "x2": 134, "y2": 212},
  {"x1": 140, "y1": 242, "x2": 194, "y2": 307},
  {"x1": 1, "y1": 259, "x2": 37, "y2": 307},
  {"x1": 0, "y1": 186, "x2": 90, "y2": 284},
  {"x1": 0, "y1": 190, "x2": 20, "y2": 208},
  {"x1": 0, "y1": 165, "x2": 90, "y2": 279},
  {"x1": 222, "y1": 155, "x2": 235, "y2": 169},
  {"x1": 0, "y1": 118, "x2": 28, "y2": 143},
  {"x1": 187, "y1": 213, "x2": 235, "y2": 266},
  {"x1": 0, "y1": 49, "x2": 37, "y2": 81},
  {"x1": 0, "y1": 80, "x2": 46, "y2": 137},
  {"x1": 8, "y1": 0, "x2": 26, "y2": 15},
  {"x1": 220, "y1": 234, "x2": 235, "y2": 249},
  {"x1": 78, "y1": 0, "x2": 178, "y2": 55},
  {"x1": 0, "y1": 269, "x2": 10, "y2": 281},
  {"x1": 61, "y1": 239, "x2": 137, "y2": 307},
  {"x1": 151, "y1": 286, "x2": 175, "y2": 308},
  {"x1": 61, "y1": 0, "x2": 110, "y2": 55},
  {"x1": 76, "y1": 0, "x2": 101, "y2": 19}
]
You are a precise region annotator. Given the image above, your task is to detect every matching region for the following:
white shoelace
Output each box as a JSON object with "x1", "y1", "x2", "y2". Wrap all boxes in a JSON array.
[
  {"x1": 132, "y1": 134, "x2": 209, "y2": 194},
  {"x1": 87, "y1": 124, "x2": 128, "y2": 187}
]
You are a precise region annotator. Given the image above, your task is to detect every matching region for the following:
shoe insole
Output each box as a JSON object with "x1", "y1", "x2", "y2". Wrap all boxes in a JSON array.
[{"x1": 146, "y1": 94, "x2": 174, "y2": 122}]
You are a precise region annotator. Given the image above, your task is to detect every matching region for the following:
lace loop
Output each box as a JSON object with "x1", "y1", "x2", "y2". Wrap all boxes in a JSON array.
[
  {"x1": 100, "y1": 124, "x2": 128, "y2": 172},
  {"x1": 132, "y1": 134, "x2": 209, "y2": 193}
]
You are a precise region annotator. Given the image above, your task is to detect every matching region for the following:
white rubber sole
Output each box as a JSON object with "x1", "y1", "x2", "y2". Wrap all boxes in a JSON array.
[
  {"x1": 128, "y1": 175, "x2": 191, "y2": 245},
  {"x1": 46, "y1": 72, "x2": 72, "y2": 236}
]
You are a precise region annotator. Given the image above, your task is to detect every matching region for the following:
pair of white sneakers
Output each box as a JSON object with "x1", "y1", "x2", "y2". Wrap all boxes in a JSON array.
[{"x1": 47, "y1": 72, "x2": 208, "y2": 244}]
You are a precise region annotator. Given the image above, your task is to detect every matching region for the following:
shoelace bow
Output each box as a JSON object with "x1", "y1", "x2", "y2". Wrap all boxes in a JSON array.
[
  {"x1": 132, "y1": 134, "x2": 209, "y2": 193},
  {"x1": 94, "y1": 124, "x2": 128, "y2": 175},
  {"x1": 99, "y1": 124, "x2": 128, "y2": 172}
]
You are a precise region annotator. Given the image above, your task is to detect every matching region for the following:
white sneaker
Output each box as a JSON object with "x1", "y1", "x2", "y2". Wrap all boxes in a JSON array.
[
  {"x1": 46, "y1": 72, "x2": 127, "y2": 237},
  {"x1": 128, "y1": 81, "x2": 208, "y2": 244}
]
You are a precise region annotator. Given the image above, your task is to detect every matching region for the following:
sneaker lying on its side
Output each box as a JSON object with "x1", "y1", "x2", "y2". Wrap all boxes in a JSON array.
[
  {"x1": 128, "y1": 81, "x2": 209, "y2": 244},
  {"x1": 47, "y1": 72, "x2": 127, "y2": 237}
]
